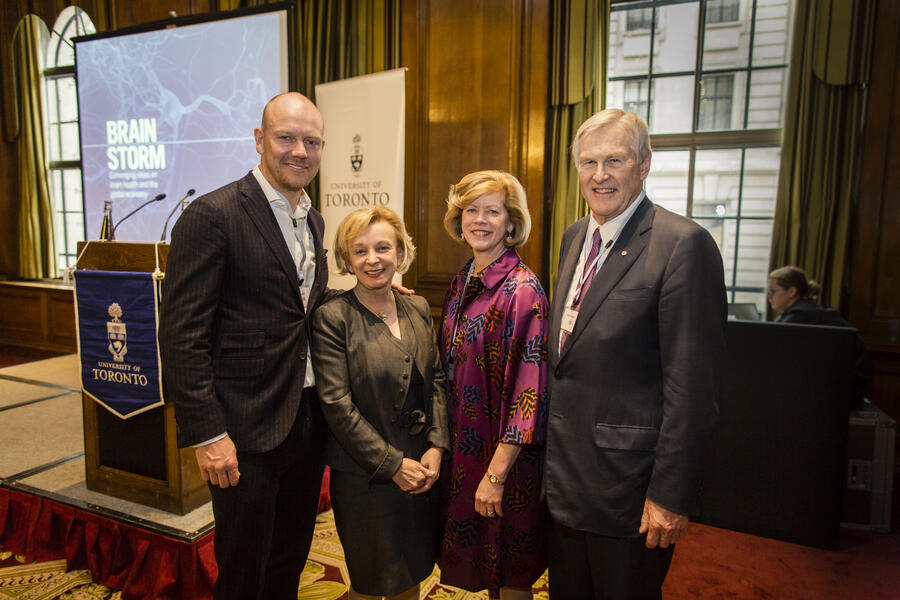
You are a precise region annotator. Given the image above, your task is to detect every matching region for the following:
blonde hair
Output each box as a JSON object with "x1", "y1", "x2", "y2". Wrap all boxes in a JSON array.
[
  {"x1": 572, "y1": 108, "x2": 651, "y2": 164},
  {"x1": 443, "y1": 170, "x2": 531, "y2": 248},
  {"x1": 332, "y1": 206, "x2": 416, "y2": 275}
]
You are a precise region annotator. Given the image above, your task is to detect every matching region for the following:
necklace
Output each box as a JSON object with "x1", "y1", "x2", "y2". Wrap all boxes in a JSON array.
[{"x1": 353, "y1": 288, "x2": 392, "y2": 322}]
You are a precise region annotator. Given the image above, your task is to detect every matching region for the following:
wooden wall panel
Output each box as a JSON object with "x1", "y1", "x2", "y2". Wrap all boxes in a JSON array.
[
  {"x1": 848, "y1": 0, "x2": 900, "y2": 485},
  {"x1": 0, "y1": 282, "x2": 76, "y2": 352},
  {"x1": 401, "y1": 0, "x2": 550, "y2": 309}
]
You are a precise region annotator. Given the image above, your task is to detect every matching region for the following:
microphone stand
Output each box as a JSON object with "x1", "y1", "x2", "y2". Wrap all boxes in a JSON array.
[
  {"x1": 111, "y1": 193, "x2": 166, "y2": 237},
  {"x1": 160, "y1": 189, "x2": 195, "y2": 241}
]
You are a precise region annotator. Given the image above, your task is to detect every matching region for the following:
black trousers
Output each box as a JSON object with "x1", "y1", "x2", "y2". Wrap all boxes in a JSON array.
[
  {"x1": 548, "y1": 515, "x2": 675, "y2": 600},
  {"x1": 208, "y1": 388, "x2": 326, "y2": 600}
]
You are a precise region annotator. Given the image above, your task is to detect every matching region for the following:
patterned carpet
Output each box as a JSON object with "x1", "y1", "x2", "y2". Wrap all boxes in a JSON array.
[
  {"x1": 1, "y1": 512, "x2": 548, "y2": 599},
  {"x1": 0, "y1": 552, "x2": 121, "y2": 600},
  {"x1": 302, "y1": 510, "x2": 550, "y2": 599}
]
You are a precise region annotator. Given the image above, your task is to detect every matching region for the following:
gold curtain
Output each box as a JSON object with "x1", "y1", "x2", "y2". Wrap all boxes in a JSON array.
[
  {"x1": 546, "y1": 0, "x2": 607, "y2": 296},
  {"x1": 769, "y1": 0, "x2": 875, "y2": 310},
  {"x1": 11, "y1": 15, "x2": 56, "y2": 279},
  {"x1": 217, "y1": 0, "x2": 400, "y2": 203}
]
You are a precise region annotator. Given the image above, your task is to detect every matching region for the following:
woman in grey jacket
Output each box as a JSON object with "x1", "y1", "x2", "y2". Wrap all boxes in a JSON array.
[{"x1": 311, "y1": 206, "x2": 449, "y2": 600}]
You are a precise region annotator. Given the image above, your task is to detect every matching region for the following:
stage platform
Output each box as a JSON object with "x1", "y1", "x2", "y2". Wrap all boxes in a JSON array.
[
  {"x1": 0, "y1": 354, "x2": 216, "y2": 599},
  {"x1": 0, "y1": 354, "x2": 214, "y2": 541}
]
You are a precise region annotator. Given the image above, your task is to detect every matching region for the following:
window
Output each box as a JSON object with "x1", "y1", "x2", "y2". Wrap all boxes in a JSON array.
[
  {"x1": 698, "y1": 73, "x2": 734, "y2": 130},
  {"x1": 626, "y1": 8, "x2": 655, "y2": 31},
  {"x1": 607, "y1": 0, "x2": 794, "y2": 312},
  {"x1": 44, "y1": 7, "x2": 95, "y2": 272},
  {"x1": 624, "y1": 80, "x2": 649, "y2": 121},
  {"x1": 706, "y1": 0, "x2": 740, "y2": 24}
]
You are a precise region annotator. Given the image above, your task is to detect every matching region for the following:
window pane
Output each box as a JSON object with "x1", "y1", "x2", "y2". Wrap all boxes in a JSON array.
[
  {"x1": 707, "y1": 0, "x2": 740, "y2": 24},
  {"x1": 609, "y1": 8, "x2": 652, "y2": 76},
  {"x1": 627, "y1": 8, "x2": 654, "y2": 31},
  {"x1": 733, "y1": 219, "x2": 774, "y2": 288},
  {"x1": 60, "y1": 123, "x2": 80, "y2": 160},
  {"x1": 66, "y1": 213, "x2": 85, "y2": 254},
  {"x1": 692, "y1": 149, "x2": 742, "y2": 217},
  {"x1": 653, "y1": 2, "x2": 699, "y2": 74},
  {"x1": 741, "y1": 147, "x2": 780, "y2": 217},
  {"x1": 45, "y1": 79, "x2": 60, "y2": 123},
  {"x1": 63, "y1": 169, "x2": 84, "y2": 212},
  {"x1": 695, "y1": 216, "x2": 730, "y2": 254},
  {"x1": 702, "y1": 1, "x2": 750, "y2": 71},
  {"x1": 50, "y1": 170, "x2": 64, "y2": 207},
  {"x1": 623, "y1": 79, "x2": 649, "y2": 121},
  {"x1": 47, "y1": 123, "x2": 62, "y2": 162},
  {"x1": 57, "y1": 77, "x2": 78, "y2": 122},
  {"x1": 606, "y1": 79, "x2": 625, "y2": 111},
  {"x1": 650, "y1": 76, "x2": 694, "y2": 133},
  {"x1": 54, "y1": 205, "x2": 67, "y2": 257},
  {"x1": 695, "y1": 217, "x2": 735, "y2": 281},
  {"x1": 753, "y1": 0, "x2": 794, "y2": 67},
  {"x1": 644, "y1": 150, "x2": 689, "y2": 215},
  {"x1": 698, "y1": 72, "x2": 746, "y2": 130},
  {"x1": 747, "y1": 68, "x2": 787, "y2": 129}
]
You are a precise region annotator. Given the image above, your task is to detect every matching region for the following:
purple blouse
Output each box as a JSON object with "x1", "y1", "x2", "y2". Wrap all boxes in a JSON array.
[{"x1": 437, "y1": 247, "x2": 548, "y2": 595}]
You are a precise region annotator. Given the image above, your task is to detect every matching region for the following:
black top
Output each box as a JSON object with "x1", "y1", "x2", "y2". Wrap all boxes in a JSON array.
[{"x1": 777, "y1": 298, "x2": 872, "y2": 404}]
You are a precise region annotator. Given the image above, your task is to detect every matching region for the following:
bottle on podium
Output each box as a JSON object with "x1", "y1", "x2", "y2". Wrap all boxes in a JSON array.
[{"x1": 99, "y1": 200, "x2": 114, "y2": 241}]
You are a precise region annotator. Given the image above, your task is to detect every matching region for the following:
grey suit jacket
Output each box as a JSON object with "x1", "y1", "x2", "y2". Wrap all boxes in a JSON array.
[
  {"x1": 311, "y1": 290, "x2": 450, "y2": 482},
  {"x1": 158, "y1": 171, "x2": 329, "y2": 452},
  {"x1": 545, "y1": 196, "x2": 726, "y2": 537}
]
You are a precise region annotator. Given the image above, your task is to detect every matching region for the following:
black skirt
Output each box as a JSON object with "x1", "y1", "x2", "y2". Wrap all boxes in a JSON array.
[{"x1": 330, "y1": 468, "x2": 441, "y2": 596}]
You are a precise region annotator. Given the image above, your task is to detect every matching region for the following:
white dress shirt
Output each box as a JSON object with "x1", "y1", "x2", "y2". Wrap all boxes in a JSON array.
[{"x1": 559, "y1": 191, "x2": 647, "y2": 341}]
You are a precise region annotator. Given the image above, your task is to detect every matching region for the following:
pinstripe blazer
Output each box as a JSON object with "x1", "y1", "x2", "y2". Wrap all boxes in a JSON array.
[{"x1": 158, "y1": 171, "x2": 329, "y2": 453}]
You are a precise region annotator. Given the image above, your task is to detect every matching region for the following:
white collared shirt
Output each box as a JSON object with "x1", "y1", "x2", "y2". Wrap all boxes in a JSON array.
[
  {"x1": 560, "y1": 191, "x2": 646, "y2": 332},
  {"x1": 252, "y1": 165, "x2": 317, "y2": 389}
]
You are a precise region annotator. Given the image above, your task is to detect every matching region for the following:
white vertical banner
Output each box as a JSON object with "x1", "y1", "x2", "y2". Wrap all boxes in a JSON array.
[{"x1": 316, "y1": 69, "x2": 406, "y2": 290}]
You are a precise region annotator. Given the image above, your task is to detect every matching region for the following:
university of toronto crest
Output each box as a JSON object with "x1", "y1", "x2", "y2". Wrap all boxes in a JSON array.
[
  {"x1": 106, "y1": 302, "x2": 127, "y2": 362},
  {"x1": 350, "y1": 133, "x2": 363, "y2": 177}
]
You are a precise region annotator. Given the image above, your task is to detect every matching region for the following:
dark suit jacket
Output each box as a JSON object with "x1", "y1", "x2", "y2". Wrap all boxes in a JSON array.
[
  {"x1": 311, "y1": 291, "x2": 450, "y2": 482},
  {"x1": 545, "y1": 197, "x2": 726, "y2": 537},
  {"x1": 158, "y1": 171, "x2": 329, "y2": 453}
]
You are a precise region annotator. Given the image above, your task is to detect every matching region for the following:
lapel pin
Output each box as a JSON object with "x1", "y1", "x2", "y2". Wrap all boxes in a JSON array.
[{"x1": 621, "y1": 250, "x2": 628, "y2": 256}]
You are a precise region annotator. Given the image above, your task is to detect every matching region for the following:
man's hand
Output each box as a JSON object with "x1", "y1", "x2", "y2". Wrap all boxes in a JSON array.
[
  {"x1": 639, "y1": 497, "x2": 688, "y2": 548},
  {"x1": 195, "y1": 435, "x2": 240, "y2": 489},
  {"x1": 391, "y1": 281, "x2": 415, "y2": 295}
]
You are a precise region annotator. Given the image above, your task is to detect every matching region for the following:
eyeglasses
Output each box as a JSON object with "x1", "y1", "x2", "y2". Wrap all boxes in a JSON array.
[{"x1": 766, "y1": 287, "x2": 781, "y2": 296}]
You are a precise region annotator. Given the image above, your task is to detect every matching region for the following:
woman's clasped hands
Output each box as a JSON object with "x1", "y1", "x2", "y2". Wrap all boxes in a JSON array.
[{"x1": 391, "y1": 447, "x2": 443, "y2": 494}]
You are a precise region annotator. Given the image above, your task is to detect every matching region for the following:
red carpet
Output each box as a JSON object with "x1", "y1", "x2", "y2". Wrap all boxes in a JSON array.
[{"x1": 664, "y1": 522, "x2": 900, "y2": 599}]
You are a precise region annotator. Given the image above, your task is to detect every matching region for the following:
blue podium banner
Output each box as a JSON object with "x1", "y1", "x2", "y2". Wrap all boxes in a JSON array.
[{"x1": 74, "y1": 270, "x2": 164, "y2": 418}]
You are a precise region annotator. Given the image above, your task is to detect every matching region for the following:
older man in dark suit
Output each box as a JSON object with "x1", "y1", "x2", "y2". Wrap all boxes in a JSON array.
[
  {"x1": 545, "y1": 109, "x2": 727, "y2": 599},
  {"x1": 158, "y1": 92, "x2": 329, "y2": 600}
]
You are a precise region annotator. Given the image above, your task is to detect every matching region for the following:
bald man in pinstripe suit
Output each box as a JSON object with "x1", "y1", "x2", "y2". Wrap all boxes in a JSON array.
[{"x1": 159, "y1": 92, "x2": 330, "y2": 600}]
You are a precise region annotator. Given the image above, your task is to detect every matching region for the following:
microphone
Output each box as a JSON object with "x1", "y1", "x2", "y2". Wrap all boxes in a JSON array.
[
  {"x1": 112, "y1": 193, "x2": 166, "y2": 236},
  {"x1": 160, "y1": 189, "x2": 196, "y2": 241}
]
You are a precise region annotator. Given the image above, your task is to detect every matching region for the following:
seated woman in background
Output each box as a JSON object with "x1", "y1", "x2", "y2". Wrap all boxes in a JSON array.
[
  {"x1": 311, "y1": 206, "x2": 449, "y2": 600},
  {"x1": 767, "y1": 265, "x2": 872, "y2": 404}
]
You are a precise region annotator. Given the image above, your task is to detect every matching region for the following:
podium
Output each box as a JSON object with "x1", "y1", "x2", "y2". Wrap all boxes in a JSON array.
[{"x1": 76, "y1": 241, "x2": 209, "y2": 514}]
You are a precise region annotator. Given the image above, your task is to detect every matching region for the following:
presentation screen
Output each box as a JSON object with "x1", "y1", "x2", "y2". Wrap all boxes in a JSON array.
[{"x1": 74, "y1": 6, "x2": 289, "y2": 242}]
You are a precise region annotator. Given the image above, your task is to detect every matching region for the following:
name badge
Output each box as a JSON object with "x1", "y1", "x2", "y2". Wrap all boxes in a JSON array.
[{"x1": 561, "y1": 307, "x2": 578, "y2": 334}]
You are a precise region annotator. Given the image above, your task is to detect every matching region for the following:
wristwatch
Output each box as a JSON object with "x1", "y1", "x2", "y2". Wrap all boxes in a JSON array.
[{"x1": 487, "y1": 470, "x2": 505, "y2": 485}]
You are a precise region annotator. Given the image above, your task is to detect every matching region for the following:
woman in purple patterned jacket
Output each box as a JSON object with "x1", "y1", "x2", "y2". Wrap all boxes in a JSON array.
[{"x1": 437, "y1": 170, "x2": 549, "y2": 600}]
